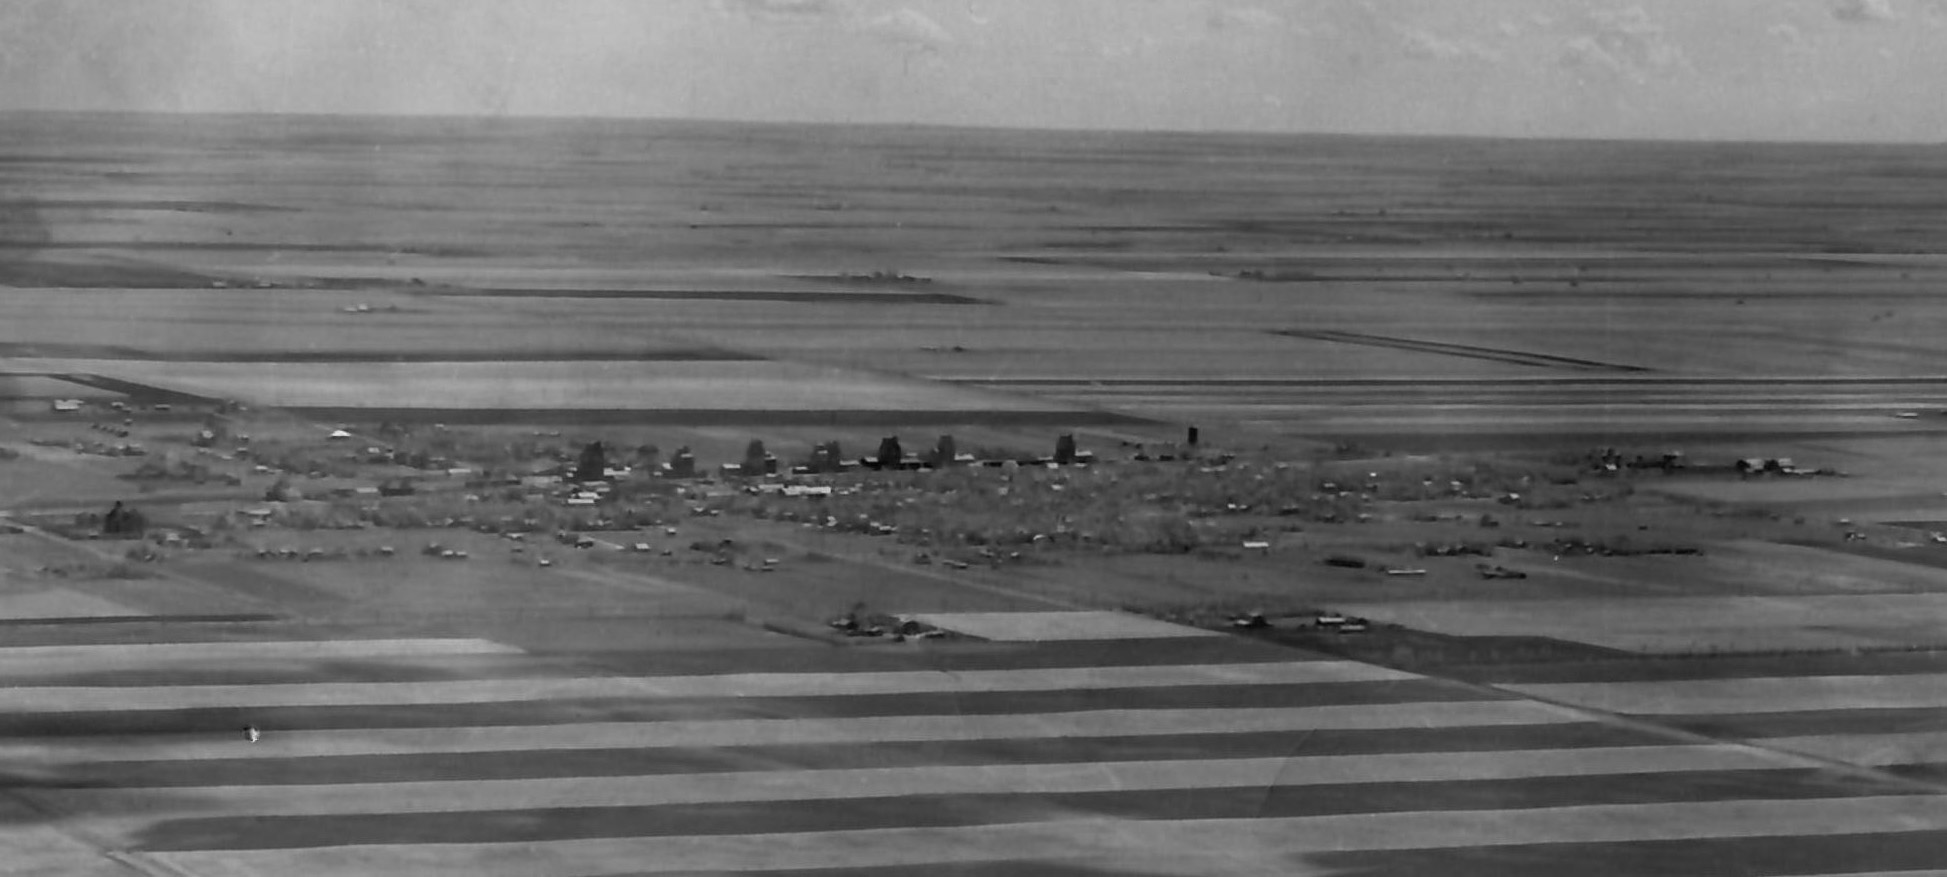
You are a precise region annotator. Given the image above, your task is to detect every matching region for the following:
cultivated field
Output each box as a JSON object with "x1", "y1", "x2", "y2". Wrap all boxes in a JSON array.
[{"x1": 8, "y1": 112, "x2": 1947, "y2": 875}]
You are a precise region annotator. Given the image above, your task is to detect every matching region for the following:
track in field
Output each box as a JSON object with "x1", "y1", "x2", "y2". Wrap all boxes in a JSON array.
[
  {"x1": 2, "y1": 625, "x2": 1945, "y2": 875},
  {"x1": 1272, "y1": 329, "x2": 1652, "y2": 373}
]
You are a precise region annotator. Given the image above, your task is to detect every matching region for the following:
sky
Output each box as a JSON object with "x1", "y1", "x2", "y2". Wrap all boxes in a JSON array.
[{"x1": 0, "y1": 0, "x2": 1943, "y2": 142}]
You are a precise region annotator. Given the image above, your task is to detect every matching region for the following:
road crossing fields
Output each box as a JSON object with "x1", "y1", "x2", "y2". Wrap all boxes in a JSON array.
[{"x1": 1, "y1": 627, "x2": 1945, "y2": 875}]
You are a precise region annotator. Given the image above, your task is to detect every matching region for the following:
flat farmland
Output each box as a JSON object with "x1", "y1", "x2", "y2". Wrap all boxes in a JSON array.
[
  {"x1": 13, "y1": 115, "x2": 1947, "y2": 442},
  {"x1": 1330, "y1": 593, "x2": 1947, "y2": 654},
  {"x1": 35, "y1": 358, "x2": 1080, "y2": 420},
  {"x1": 12, "y1": 114, "x2": 1947, "y2": 875}
]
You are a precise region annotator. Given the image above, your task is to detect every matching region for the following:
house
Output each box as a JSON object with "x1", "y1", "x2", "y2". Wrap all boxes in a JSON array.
[
  {"x1": 326, "y1": 429, "x2": 353, "y2": 441},
  {"x1": 50, "y1": 399, "x2": 83, "y2": 413}
]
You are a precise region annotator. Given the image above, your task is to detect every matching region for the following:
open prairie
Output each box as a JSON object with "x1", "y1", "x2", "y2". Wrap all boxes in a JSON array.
[{"x1": 9, "y1": 114, "x2": 1947, "y2": 440}]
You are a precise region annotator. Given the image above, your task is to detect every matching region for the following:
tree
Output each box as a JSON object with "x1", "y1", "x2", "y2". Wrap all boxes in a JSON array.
[
  {"x1": 102, "y1": 501, "x2": 146, "y2": 538},
  {"x1": 743, "y1": 440, "x2": 768, "y2": 475},
  {"x1": 667, "y1": 446, "x2": 696, "y2": 478},
  {"x1": 931, "y1": 434, "x2": 957, "y2": 468},
  {"x1": 809, "y1": 441, "x2": 843, "y2": 473},
  {"x1": 875, "y1": 436, "x2": 903, "y2": 469},
  {"x1": 1054, "y1": 434, "x2": 1077, "y2": 465},
  {"x1": 574, "y1": 441, "x2": 607, "y2": 482}
]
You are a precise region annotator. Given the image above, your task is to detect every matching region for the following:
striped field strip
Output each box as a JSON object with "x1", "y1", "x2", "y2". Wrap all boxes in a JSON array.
[
  {"x1": 49, "y1": 745, "x2": 1798, "y2": 820},
  {"x1": 139, "y1": 796, "x2": 1947, "y2": 877},
  {"x1": 0, "y1": 639, "x2": 524, "y2": 671},
  {"x1": 1762, "y1": 732, "x2": 1947, "y2": 767},
  {"x1": 14, "y1": 633, "x2": 1943, "y2": 876},
  {"x1": 0, "y1": 700, "x2": 1586, "y2": 762},
  {"x1": 0, "y1": 661, "x2": 1422, "y2": 712},
  {"x1": 1759, "y1": 873, "x2": 1947, "y2": 877},
  {"x1": 904, "y1": 611, "x2": 1222, "y2": 641},
  {"x1": 0, "y1": 799, "x2": 140, "y2": 877},
  {"x1": 1506, "y1": 674, "x2": 1947, "y2": 715}
]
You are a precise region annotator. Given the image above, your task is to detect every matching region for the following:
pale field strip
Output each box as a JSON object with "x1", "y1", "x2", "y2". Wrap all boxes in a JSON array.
[
  {"x1": 141, "y1": 796, "x2": 1947, "y2": 877},
  {"x1": 0, "y1": 701, "x2": 1585, "y2": 763},
  {"x1": 0, "y1": 588, "x2": 146, "y2": 621},
  {"x1": 1762, "y1": 732, "x2": 1947, "y2": 767},
  {"x1": 1506, "y1": 674, "x2": 1947, "y2": 715},
  {"x1": 0, "y1": 638, "x2": 524, "y2": 676},
  {"x1": 0, "y1": 661, "x2": 1420, "y2": 712},
  {"x1": 49, "y1": 746, "x2": 1799, "y2": 825}
]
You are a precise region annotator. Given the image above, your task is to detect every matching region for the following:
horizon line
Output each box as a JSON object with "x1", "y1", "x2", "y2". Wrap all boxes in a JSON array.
[{"x1": 1, "y1": 107, "x2": 1939, "y2": 150}]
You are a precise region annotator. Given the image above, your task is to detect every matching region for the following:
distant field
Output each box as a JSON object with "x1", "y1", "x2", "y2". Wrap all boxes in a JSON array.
[
  {"x1": 53, "y1": 359, "x2": 1078, "y2": 415},
  {"x1": 428, "y1": 288, "x2": 987, "y2": 305},
  {"x1": 1332, "y1": 593, "x2": 1947, "y2": 654},
  {"x1": 0, "y1": 375, "x2": 120, "y2": 400}
]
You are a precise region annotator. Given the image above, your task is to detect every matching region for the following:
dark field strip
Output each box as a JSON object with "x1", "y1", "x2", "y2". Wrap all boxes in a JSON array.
[
  {"x1": 1279, "y1": 428, "x2": 1947, "y2": 455},
  {"x1": 46, "y1": 374, "x2": 216, "y2": 404},
  {"x1": 0, "y1": 241, "x2": 482, "y2": 256},
  {"x1": 559, "y1": 637, "x2": 1317, "y2": 676},
  {"x1": 616, "y1": 864, "x2": 1120, "y2": 877},
  {"x1": 1662, "y1": 707, "x2": 1947, "y2": 740},
  {"x1": 283, "y1": 407, "x2": 1153, "y2": 427},
  {"x1": 0, "y1": 656, "x2": 578, "y2": 688},
  {"x1": 972, "y1": 376, "x2": 1947, "y2": 387},
  {"x1": 170, "y1": 562, "x2": 350, "y2": 608},
  {"x1": 685, "y1": 222, "x2": 981, "y2": 232},
  {"x1": 0, "y1": 263, "x2": 227, "y2": 290},
  {"x1": 1476, "y1": 289, "x2": 1947, "y2": 299},
  {"x1": 1453, "y1": 651, "x2": 1947, "y2": 686},
  {"x1": 0, "y1": 682, "x2": 1497, "y2": 737},
  {"x1": 130, "y1": 769, "x2": 1899, "y2": 851},
  {"x1": 0, "y1": 344, "x2": 149, "y2": 359},
  {"x1": 74, "y1": 349, "x2": 767, "y2": 364},
  {"x1": 1887, "y1": 763, "x2": 1947, "y2": 784},
  {"x1": 685, "y1": 679, "x2": 1498, "y2": 719},
  {"x1": 1, "y1": 200, "x2": 299, "y2": 214},
  {"x1": 49, "y1": 725, "x2": 1663, "y2": 789},
  {"x1": 0, "y1": 700, "x2": 764, "y2": 738},
  {"x1": 1786, "y1": 539, "x2": 1947, "y2": 574},
  {"x1": 0, "y1": 622, "x2": 358, "y2": 649},
  {"x1": 1303, "y1": 830, "x2": 1947, "y2": 877},
  {"x1": 1274, "y1": 329, "x2": 1651, "y2": 373},
  {"x1": 0, "y1": 614, "x2": 279, "y2": 627},
  {"x1": 426, "y1": 288, "x2": 988, "y2": 305}
]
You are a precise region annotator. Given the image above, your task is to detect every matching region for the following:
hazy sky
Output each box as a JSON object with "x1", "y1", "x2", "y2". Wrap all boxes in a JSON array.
[{"x1": 1, "y1": 0, "x2": 1943, "y2": 141}]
